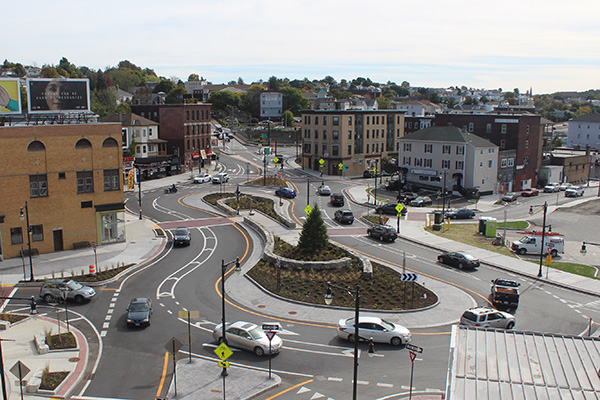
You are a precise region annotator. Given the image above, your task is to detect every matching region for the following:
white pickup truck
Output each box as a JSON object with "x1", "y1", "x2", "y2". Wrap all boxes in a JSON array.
[{"x1": 511, "y1": 234, "x2": 564, "y2": 257}]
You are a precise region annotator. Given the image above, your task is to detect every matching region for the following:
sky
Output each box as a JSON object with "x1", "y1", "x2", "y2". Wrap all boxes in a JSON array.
[{"x1": 5, "y1": 0, "x2": 600, "y2": 94}]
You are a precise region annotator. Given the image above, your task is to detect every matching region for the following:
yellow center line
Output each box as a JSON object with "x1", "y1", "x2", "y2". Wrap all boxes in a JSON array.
[{"x1": 264, "y1": 379, "x2": 315, "y2": 399}]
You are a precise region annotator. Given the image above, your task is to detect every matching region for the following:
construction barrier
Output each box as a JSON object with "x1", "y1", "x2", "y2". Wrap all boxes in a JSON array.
[{"x1": 89, "y1": 264, "x2": 96, "y2": 275}]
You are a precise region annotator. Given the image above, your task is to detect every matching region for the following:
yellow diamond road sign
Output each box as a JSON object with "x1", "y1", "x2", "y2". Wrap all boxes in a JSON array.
[
  {"x1": 273, "y1": 157, "x2": 279, "y2": 164},
  {"x1": 395, "y1": 203, "x2": 405, "y2": 214},
  {"x1": 338, "y1": 163, "x2": 344, "y2": 170},
  {"x1": 215, "y1": 342, "x2": 233, "y2": 361},
  {"x1": 305, "y1": 205, "x2": 313, "y2": 215},
  {"x1": 319, "y1": 158, "x2": 324, "y2": 165}
]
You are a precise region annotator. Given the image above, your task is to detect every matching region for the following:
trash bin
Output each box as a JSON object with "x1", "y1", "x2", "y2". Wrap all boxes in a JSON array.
[
  {"x1": 433, "y1": 211, "x2": 443, "y2": 224},
  {"x1": 485, "y1": 218, "x2": 497, "y2": 237}
]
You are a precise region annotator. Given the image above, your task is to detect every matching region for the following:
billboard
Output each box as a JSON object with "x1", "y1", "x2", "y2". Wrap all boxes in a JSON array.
[
  {"x1": 0, "y1": 78, "x2": 22, "y2": 115},
  {"x1": 27, "y1": 78, "x2": 90, "y2": 113}
]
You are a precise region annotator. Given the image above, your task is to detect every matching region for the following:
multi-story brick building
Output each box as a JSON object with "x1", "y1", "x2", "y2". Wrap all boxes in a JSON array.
[
  {"x1": 434, "y1": 113, "x2": 543, "y2": 191},
  {"x1": 0, "y1": 123, "x2": 124, "y2": 261},
  {"x1": 130, "y1": 103, "x2": 212, "y2": 171},
  {"x1": 301, "y1": 110, "x2": 405, "y2": 176}
]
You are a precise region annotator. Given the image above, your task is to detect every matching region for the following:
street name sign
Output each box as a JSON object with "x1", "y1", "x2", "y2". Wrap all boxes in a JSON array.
[{"x1": 406, "y1": 343, "x2": 423, "y2": 353}]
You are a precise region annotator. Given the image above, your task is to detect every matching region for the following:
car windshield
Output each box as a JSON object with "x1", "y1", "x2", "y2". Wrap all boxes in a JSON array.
[
  {"x1": 248, "y1": 327, "x2": 264, "y2": 340},
  {"x1": 175, "y1": 228, "x2": 187, "y2": 236},
  {"x1": 380, "y1": 319, "x2": 395, "y2": 330},
  {"x1": 66, "y1": 281, "x2": 83, "y2": 290},
  {"x1": 462, "y1": 311, "x2": 478, "y2": 322},
  {"x1": 342, "y1": 212, "x2": 353, "y2": 216},
  {"x1": 129, "y1": 302, "x2": 149, "y2": 312}
]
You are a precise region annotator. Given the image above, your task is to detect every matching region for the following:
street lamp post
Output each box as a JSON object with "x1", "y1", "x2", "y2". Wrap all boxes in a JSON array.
[
  {"x1": 220, "y1": 257, "x2": 240, "y2": 377},
  {"x1": 529, "y1": 202, "x2": 548, "y2": 278},
  {"x1": 19, "y1": 202, "x2": 34, "y2": 281},
  {"x1": 324, "y1": 282, "x2": 360, "y2": 400}
]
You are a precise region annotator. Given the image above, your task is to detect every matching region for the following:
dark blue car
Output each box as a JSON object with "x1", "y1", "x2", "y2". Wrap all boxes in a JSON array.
[{"x1": 275, "y1": 187, "x2": 297, "y2": 198}]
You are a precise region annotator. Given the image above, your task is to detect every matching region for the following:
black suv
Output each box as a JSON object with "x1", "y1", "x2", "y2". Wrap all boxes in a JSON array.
[
  {"x1": 375, "y1": 203, "x2": 407, "y2": 216},
  {"x1": 367, "y1": 225, "x2": 398, "y2": 242},
  {"x1": 173, "y1": 227, "x2": 191, "y2": 246},
  {"x1": 330, "y1": 193, "x2": 345, "y2": 206}
]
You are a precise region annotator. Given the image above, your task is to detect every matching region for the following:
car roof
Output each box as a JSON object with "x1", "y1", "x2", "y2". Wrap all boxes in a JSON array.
[
  {"x1": 230, "y1": 321, "x2": 258, "y2": 330},
  {"x1": 350, "y1": 316, "x2": 384, "y2": 324},
  {"x1": 130, "y1": 297, "x2": 151, "y2": 303}
]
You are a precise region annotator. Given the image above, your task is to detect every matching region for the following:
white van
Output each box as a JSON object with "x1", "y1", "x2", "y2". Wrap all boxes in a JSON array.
[
  {"x1": 511, "y1": 234, "x2": 564, "y2": 257},
  {"x1": 565, "y1": 186, "x2": 584, "y2": 197}
]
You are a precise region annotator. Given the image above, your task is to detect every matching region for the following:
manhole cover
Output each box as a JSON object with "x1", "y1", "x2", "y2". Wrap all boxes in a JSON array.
[
  {"x1": 288, "y1": 311, "x2": 297, "y2": 315},
  {"x1": 68, "y1": 357, "x2": 80, "y2": 362},
  {"x1": 257, "y1": 305, "x2": 266, "y2": 308}
]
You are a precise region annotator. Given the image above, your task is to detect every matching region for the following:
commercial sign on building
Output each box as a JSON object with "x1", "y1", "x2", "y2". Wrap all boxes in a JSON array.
[
  {"x1": 27, "y1": 79, "x2": 90, "y2": 113},
  {"x1": 0, "y1": 78, "x2": 22, "y2": 114}
]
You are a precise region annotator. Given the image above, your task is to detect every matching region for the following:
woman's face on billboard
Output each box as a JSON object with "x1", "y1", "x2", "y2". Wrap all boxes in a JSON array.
[{"x1": 44, "y1": 81, "x2": 62, "y2": 110}]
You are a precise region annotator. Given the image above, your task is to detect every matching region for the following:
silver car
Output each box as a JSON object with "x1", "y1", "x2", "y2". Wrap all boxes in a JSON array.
[
  {"x1": 460, "y1": 306, "x2": 515, "y2": 329},
  {"x1": 39, "y1": 279, "x2": 96, "y2": 304},
  {"x1": 212, "y1": 321, "x2": 282, "y2": 356},
  {"x1": 337, "y1": 316, "x2": 411, "y2": 346}
]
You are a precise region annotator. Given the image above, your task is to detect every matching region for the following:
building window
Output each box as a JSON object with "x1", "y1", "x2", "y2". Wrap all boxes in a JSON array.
[
  {"x1": 501, "y1": 124, "x2": 507, "y2": 134},
  {"x1": 366, "y1": 130, "x2": 370, "y2": 139},
  {"x1": 500, "y1": 139, "x2": 506, "y2": 149},
  {"x1": 348, "y1": 144, "x2": 352, "y2": 155},
  {"x1": 31, "y1": 225, "x2": 43, "y2": 242},
  {"x1": 442, "y1": 145, "x2": 451, "y2": 154},
  {"x1": 456, "y1": 146, "x2": 464, "y2": 155},
  {"x1": 323, "y1": 130, "x2": 327, "y2": 140},
  {"x1": 304, "y1": 143, "x2": 311, "y2": 154},
  {"x1": 425, "y1": 144, "x2": 433, "y2": 153},
  {"x1": 523, "y1": 156, "x2": 529, "y2": 165},
  {"x1": 333, "y1": 131, "x2": 339, "y2": 140},
  {"x1": 348, "y1": 130, "x2": 352, "y2": 139},
  {"x1": 415, "y1": 158, "x2": 423, "y2": 167},
  {"x1": 526, "y1": 125, "x2": 530, "y2": 135},
  {"x1": 456, "y1": 161, "x2": 464, "y2": 170},
  {"x1": 104, "y1": 169, "x2": 120, "y2": 191},
  {"x1": 348, "y1": 116, "x2": 352, "y2": 125},
  {"x1": 486, "y1": 123, "x2": 491, "y2": 133},
  {"x1": 315, "y1": 116, "x2": 319, "y2": 124},
  {"x1": 501, "y1": 158, "x2": 507, "y2": 168},
  {"x1": 507, "y1": 158, "x2": 514, "y2": 167},
  {"x1": 30, "y1": 174, "x2": 48, "y2": 198},
  {"x1": 468, "y1": 122, "x2": 474, "y2": 132},
  {"x1": 404, "y1": 143, "x2": 412, "y2": 152},
  {"x1": 77, "y1": 171, "x2": 94, "y2": 193},
  {"x1": 305, "y1": 129, "x2": 310, "y2": 139},
  {"x1": 525, "y1": 140, "x2": 529, "y2": 149},
  {"x1": 366, "y1": 144, "x2": 370, "y2": 153},
  {"x1": 332, "y1": 145, "x2": 339, "y2": 156},
  {"x1": 10, "y1": 227, "x2": 23, "y2": 245},
  {"x1": 425, "y1": 159, "x2": 432, "y2": 168},
  {"x1": 488, "y1": 160, "x2": 493, "y2": 168},
  {"x1": 186, "y1": 111, "x2": 189, "y2": 121},
  {"x1": 314, "y1": 144, "x2": 318, "y2": 155},
  {"x1": 315, "y1": 130, "x2": 319, "y2": 139},
  {"x1": 403, "y1": 156, "x2": 411, "y2": 166},
  {"x1": 366, "y1": 116, "x2": 370, "y2": 125},
  {"x1": 58, "y1": 172, "x2": 66, "y2": 179},
  {"x1": 442, "y1": 159, "x2": 450, "y2": 169},
  {"x1": 333, "y1": 116, "x2": 339, "y2": 126},
  {"x1": 323, "y1": 144, "x2": 327, "y2": 155},
  {"x1": 75, "y1": 138, "x2": 92, "y2": 149}
]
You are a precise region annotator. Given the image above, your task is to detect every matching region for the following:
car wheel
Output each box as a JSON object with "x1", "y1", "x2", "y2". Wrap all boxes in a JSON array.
[
  {"x1": 518, "y1": 248, "x2": 527, "y2": 255},
  {"x1": 551, "y1": 249, "x2": 558, "y2": 257},
  {"x1": 348, "y1": 334, "x2": 356, "y2": 343},
  {"x1": 391, "y1": 337, "x2": 402, "y2": 346},
  {"x1": 74, "y1": 295, "x2": 85, "y2": 304},
  {"x1": 349, "y1": 220, "x2": 353, "y2": 225},
  {"x1": 458, "y1": 263, "x2": 464, "y2": 270},
  {"x1": 44, "y1": 294, "x2": 55, "y2": 303},
  {"x1": 437, "y1": 256, "x2": 443, "y2": 263},
  {"x1": 506, "y1": 321, "x2": 515, "y2": 329},
  {"x1": 379, "y1": 234, "x2": 384, "y2": 241},
  {"x1": 254, "y1": 346, "x2": 265, "y2": 356}
]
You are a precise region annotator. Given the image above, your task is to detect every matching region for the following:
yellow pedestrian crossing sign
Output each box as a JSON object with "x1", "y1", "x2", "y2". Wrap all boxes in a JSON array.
[
  {"x1": 273, "y1": 157, "x2": 279, "y2": 164},
  {"x1": 215, "y1": 342, "x2": 233, "y2": 361},
  {"x1": 305, "y1": 205, "x2": 313, "y2": 215},
  {"x1": 319, "y1": 159, "x2": 324, "y2": 165},
  {"x1": 338, "y1": 163, "x2": 344, "y2": 170},
  {"x1": 395, "y1": 203, "x2": 405, "y2": 214}
]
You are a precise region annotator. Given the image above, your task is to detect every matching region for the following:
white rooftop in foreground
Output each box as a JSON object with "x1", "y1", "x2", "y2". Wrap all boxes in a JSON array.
[{"x1": 446, "y1": 324, "x2": 600, "y2": 399}]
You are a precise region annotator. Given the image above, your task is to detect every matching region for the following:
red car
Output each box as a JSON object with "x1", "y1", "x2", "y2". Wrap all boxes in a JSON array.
[{"x1": 521, "y1": 189, "x2": 539, "y2": 197}]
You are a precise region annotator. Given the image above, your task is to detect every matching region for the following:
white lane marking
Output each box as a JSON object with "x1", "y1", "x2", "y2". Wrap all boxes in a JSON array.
[
  {"x1": 100, "y1": 331, "x2": 107, "y2": 337},
  {"x1": 327, "y1": 377, "x2": 343, "y2": 382},
  {"x1": 377, "y1": 383, "x2": 393, "y2": 388},
  {"x1": 102, "y1": 322, "x2": 109, "y2": 329}
]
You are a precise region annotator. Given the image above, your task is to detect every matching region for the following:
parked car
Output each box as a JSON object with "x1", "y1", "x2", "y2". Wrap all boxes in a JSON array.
[
  {"x1": 317, "y1": 185, "x2": 331, "y2": 196},
  {"x1": 445, "y1": 208, "x2": 476, "y2": 219},
  {"x1": 39, "y1": 279, "x2": 96, "y2": 304},
  {"x1": 193, "y1": 173, "x2": 212, "y2": 183},
  {"x1": 330, "y1": 193, "x2": 345, "y2": 206},
  {"x1": 363, "y1": 170, "x2": 375, "y2": 178},
  {"x1": 565, "y1": 186, "x2": 584, "y2": 197},
  {"x1": 375, "y1": 203, "x2": 407, "y2": 216},
  {"x1": 275, "y1": 187, "x2": 297, "y2": 198},
  {"x1": 212, "y1": 321, "x2": 282, "y2": 356},
  {"x1": 409, "y1": 196, "x2": 432, "y2": 207},
  {"x1": 126, "y1": 297, "x2": 153, "y2": 327},
  {"x1": 437, "y1": 251, "x2": 480, "y2": 270},
  {"x1": 460, "y1": 306, "x2": 516, "y2": 329},
  {"x1": 173, "y1": 227, "x2": 191, "y2": 246},
  {"x1": 502, "y1": 192, "x2": 518, "y2": 202},
  {"x1": 520, "y1": 188, "x2": 539, "y2": 197},
  {"x1": 367, "y1": 224, "x2": 398, "y2": 242},
  {"x1": 334, "y1": 209, "x2": 354, "y2": 224},
  {"x1": 212, "y1": 173, "x2": 230, "y2": 184},
  {"x1": 337, "y1": 316, "x2": 411, "y2": 346},
  {"x1": 543, "y1": 183, "x2": 560, "y2": 193},
  {"x1": 397, "y1": 192, "x2": 418, "y2": 204}
]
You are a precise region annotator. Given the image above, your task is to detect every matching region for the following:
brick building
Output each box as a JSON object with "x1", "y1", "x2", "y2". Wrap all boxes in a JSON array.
[
  {"x1": 301, "y1": 110, "x2": 405, "y2": 176},
  {"x1": 434, "y1": 113, "x2": 543, "y2": 191},
  {"x1": 131, "y1": 103, "x2": 212, "y2": 171},
  {"x1": 0, "y1": 123, "x2": 124, "y2": 261}
]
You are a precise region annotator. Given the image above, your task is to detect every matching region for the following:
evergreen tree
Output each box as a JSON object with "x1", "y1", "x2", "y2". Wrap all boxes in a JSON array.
[{"x1": 297, "y1": 204, "x2": 329, "y2": 252}]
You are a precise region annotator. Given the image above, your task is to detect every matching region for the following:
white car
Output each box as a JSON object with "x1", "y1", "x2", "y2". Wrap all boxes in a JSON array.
[
  {"x1": 460, "y1": 306, "x2": 515, "y2": 329},
  {"x1": 212, "y1": 173, "x2": 230, "y2": 184},
  {"x1": 212, "y1": 321, "x2": 282, "y2": 356},
  {"x1": 559, "y1": 182, "x2": 572, "y2": 191},
  {"x1": 317, "y1": 185, "x2": 331, "y2": 196},
  {"x1": 543, "y1": 183, "x2": 560, "y2": 193},
  {"x1": 565, "y1": 186, "x2": 584, "y2": 197},
  {"x1": 193, "y1": 173, "x2": 212, "y2": 183},
  {"x1": 337, "y1": 316, "x2": 411, "y2": 346}
]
